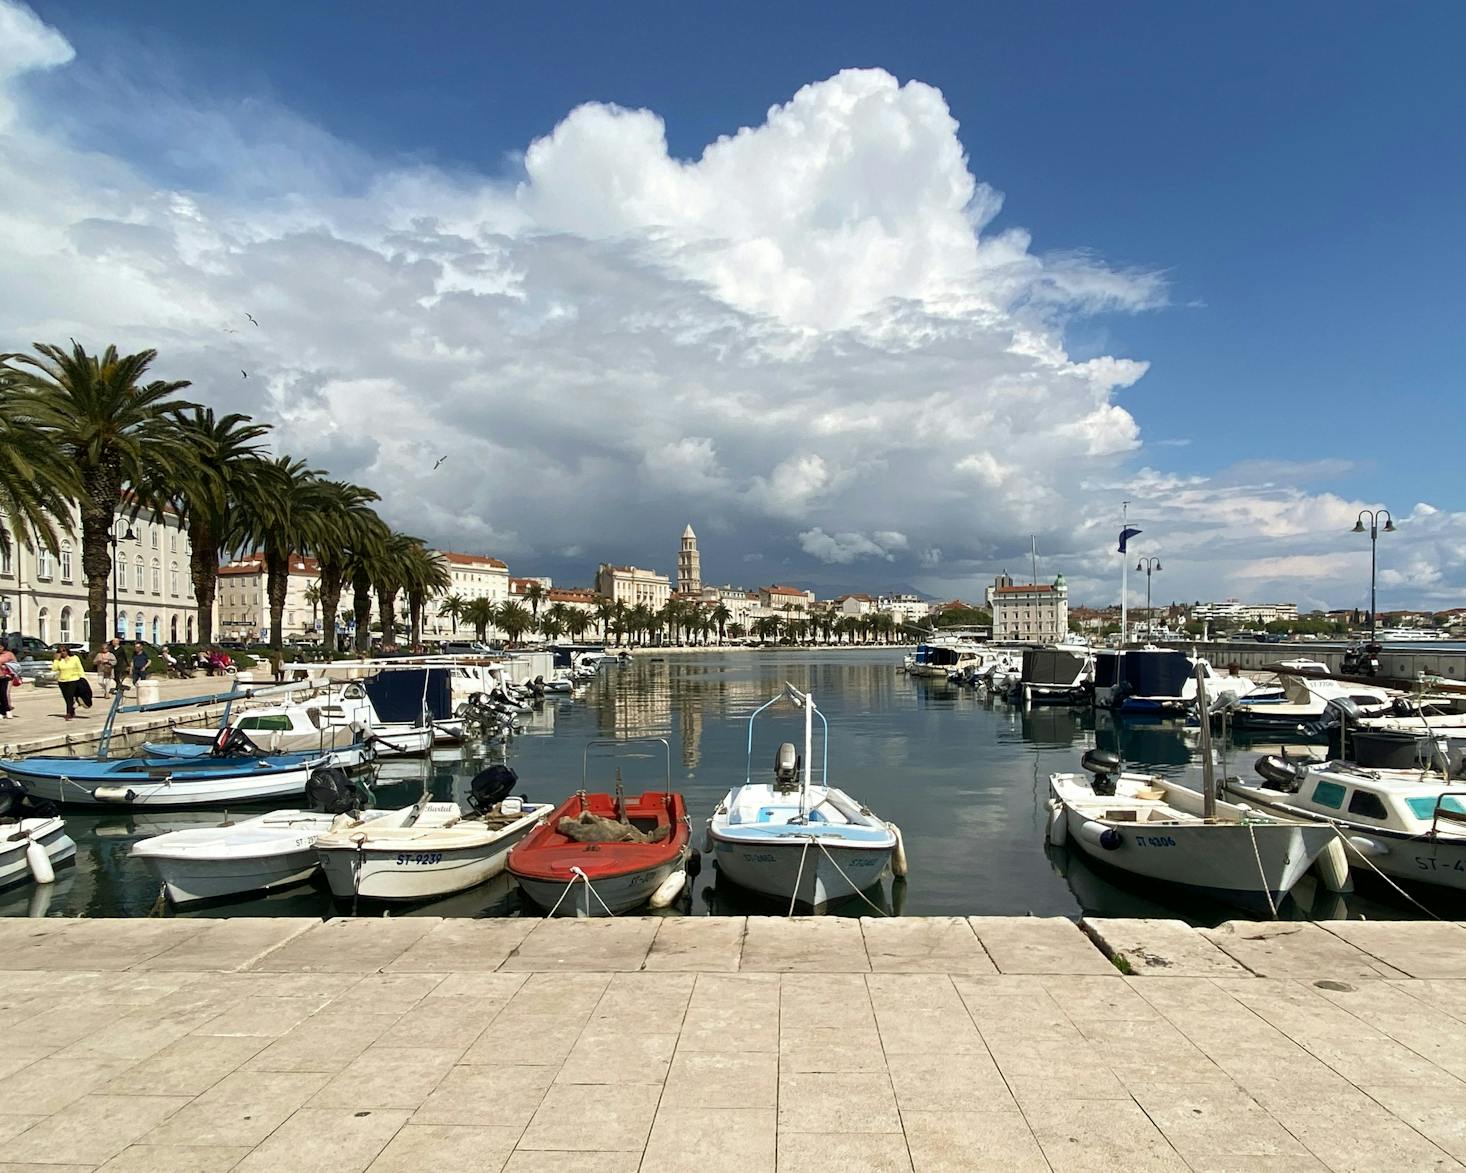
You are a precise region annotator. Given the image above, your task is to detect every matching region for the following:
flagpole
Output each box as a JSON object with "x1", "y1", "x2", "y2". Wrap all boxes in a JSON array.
[{"x1": 1120, "y1": 501, "x2": 1129, "y2": 648}]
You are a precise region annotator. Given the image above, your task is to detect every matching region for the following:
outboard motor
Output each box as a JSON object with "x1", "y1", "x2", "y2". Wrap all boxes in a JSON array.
[
  {"x1": 1080, "y1": 748, "x2": 1122, "y2": 797},
  {"x1": 772, "y1": 742, "x2": 801, "y2": 793},
  {"x1": 1323, "y1": 696, "x2": 1363, "y2": 760},
  {"x1": 305, "y1": 767, "x2": 363, "y2": 814},
  {"x1": 210, "y1": 724, "x2": 258, "y2": 758},
  {"x1": 468, "y1": 763, "x2": 519, "y2": 813},
  {"x1": 1254, "y1": 754, "x2": 1306, "y2": 792}
]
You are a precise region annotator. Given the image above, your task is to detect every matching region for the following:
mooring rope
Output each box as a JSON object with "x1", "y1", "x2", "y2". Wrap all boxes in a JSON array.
[
  {"x1": 815, "y1": 838, "x2": 889, "y2": 917},
  {"x1": 787, "y1": 837, "x2": 812, "y2": 918},
  {"x1": 544, "y1": 865, "x2": 618, "y2": 918},
  {"x1": 1244, "y1": 822, "x2": 1279, "y2": 920}
]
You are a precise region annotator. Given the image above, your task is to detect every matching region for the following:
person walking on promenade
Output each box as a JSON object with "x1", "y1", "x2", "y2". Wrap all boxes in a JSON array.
[
  {"x1": 0, "y1": 647, "x2": 20, "y2": 719},
  {"x1": 53, "y1": 644, "x2": 85, "y2": 720},
  {"x1": 130, "y1": 641, "x2": 150, "y2": 686},
  {"x1": 93, "y1": 643, "x2": 117, "y2": 697}
]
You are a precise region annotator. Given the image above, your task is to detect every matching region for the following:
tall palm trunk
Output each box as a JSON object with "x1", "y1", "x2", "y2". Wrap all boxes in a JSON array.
[
  {"x1": 265, "y1": 559, "x2": 289, "y2": 652},
  {"x1": 79, "y1": 463, "x2": 121, "y2": 651},
  {"x1": 352, "y1": 568, "x2": 372, "y2": 653},
  {"x1": 377, "y1": 587, "x2": 399, "y2": 647},
  {"x1": 187, "y1": 518, "x2": 218, "y2": 646},
  {"x1": 318, "y1": 561, "x2": 345, "y2": 655},
  {"x1": 408, "y1": 591, "x2": 425, "y2": 648}
]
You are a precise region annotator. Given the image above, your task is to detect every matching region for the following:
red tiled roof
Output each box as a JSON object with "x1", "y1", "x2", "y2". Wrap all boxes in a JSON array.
[
  {"x1": 992, "y1": 584, "x2": 1055, "y2": 594},
  {"x1": 218, "y1": 553, "x2": 318, "y2": 576},
  {"x1": 441, "y1": 551, "x2": 508, "y2": 569}
]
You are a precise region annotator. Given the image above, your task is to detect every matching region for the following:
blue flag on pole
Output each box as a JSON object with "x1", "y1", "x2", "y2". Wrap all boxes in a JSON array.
[{"x1": 1118, "y1": 527, "x2": 1142, "y2": 553}]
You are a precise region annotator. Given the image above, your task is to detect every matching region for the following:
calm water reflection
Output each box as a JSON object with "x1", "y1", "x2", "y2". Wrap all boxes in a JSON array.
[{"x1": 6, "y1": 649, "x2": 1459, "y2": 922}]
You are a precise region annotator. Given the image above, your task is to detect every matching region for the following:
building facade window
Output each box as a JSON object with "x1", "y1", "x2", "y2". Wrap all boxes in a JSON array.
[
  {"x1": 134, "y1": 557, "x2": 144, "y2": 591},
  {"x1": 37, "y1": 607, "x2": 49, "y2": 643},
  {"x1": 186, "y1": 615, "x2": 194, "y2": 643},
  {"x1": 169, "y1": 531, "x2": 177, "y2": 553},
  {"x1": 60, "y1": 542, "x2": 72, "y2": 582},
  {"x1": 59, "y1": 606, "x2": 72, "y2": 644},
  {"x1": 151, "y1": 528, "x2": 159, "y2": 549},
  {"x1": 170, "y1": 615, "x2": 178, "y2": 642},
  {"x1": 151, "y1": 616, "x2": 160, "y2": 643},
  {"x1": 170, "y1": 562, "x2": 179, "y2": 596},
  {"x1": 116, "y1": 551, "x2": 127, "y2": 589},
  {"x1": 0, "y1": 545, "x2": 10, "y2": 576},
  {"x1": 83, "y1": 612, "x2": 90, "y2": 644},
  {"x1": 36, "y1": 548, "x2": 52, "y2": 579},
  {"x1": 151, "y1": 559, "x2": 161, "y2": 594},
  {"x1": 134, "y1": 611, "x2": 144, "y2": 640},
  {"x1": 115, "y1": 613, "x2": 127, "y2": 637}
]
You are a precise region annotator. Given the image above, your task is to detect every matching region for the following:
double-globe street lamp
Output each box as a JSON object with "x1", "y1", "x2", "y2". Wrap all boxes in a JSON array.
[
  {"x1": 1351, "y1": 509, "x2": 1394, "y2": 637},
  {"x1": 1135, "y1": 556, "x2": 1162, "y2": 641}
]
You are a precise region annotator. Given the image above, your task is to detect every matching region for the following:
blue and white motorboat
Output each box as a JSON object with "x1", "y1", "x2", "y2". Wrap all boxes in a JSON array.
[{"x1": 706, "y1": 684, "x2": 903, "y2": 909}]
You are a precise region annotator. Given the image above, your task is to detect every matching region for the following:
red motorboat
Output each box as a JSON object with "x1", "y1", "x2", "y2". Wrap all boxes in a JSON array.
[{"x1": 508, "y1": 787, "x2": 691, "y2": 916}]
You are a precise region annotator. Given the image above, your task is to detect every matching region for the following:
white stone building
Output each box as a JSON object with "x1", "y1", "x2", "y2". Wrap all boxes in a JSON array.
[
  {"x1": 760, "y1": 584, "x2": 815, "y2": 613},
  {"x1": 986, "y1": 572, "x2": 1069, "y2": 643},
  {"x1": 217, "y1": 554, "x2": 320, "y2": 642},
  {"x1": 878, "y1": 594, "x2": 933, "y2": 625},
  {"x1": 1, "y1": 505, "x2": 203, "y2": 647},
  {"x1": 425, "y1": 551, "x2": 511, "y2": 638},
  {"x1": 596, "y1": 564, "x2": 671, "y2": 610},
  {"x1": 1190, "y1": 599, "x2": 1299, "y2": 626},
  {"x1": 677, "y1": 524, "x2": 702, "y2": 594}
]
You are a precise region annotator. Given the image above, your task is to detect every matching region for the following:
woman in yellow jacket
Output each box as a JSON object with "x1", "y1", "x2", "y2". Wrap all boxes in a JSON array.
[{"x1": 52, "y1": 644, "x2": 85, "y2": 720}]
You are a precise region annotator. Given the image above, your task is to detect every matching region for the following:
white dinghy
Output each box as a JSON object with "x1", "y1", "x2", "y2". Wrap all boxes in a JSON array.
[
  {"x1": 707, "y1": 683, "x2": 903, "y2": 910},
  {"x1": 130, "y1": 770, "x2": 401, "y2": 904},
  {"x1": 313, "y1": 764, "x2": 551, "y2": 902},
  {"x1": 0, "y1": 784, "x2": 75, "y2": 891}
]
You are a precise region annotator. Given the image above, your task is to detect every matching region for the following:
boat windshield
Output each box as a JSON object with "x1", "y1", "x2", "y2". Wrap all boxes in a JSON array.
[{"x1": 1405, "y1": 795, "x2": 1466, "y2": 820}]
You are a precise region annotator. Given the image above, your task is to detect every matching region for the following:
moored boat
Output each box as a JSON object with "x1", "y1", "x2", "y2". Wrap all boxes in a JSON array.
[
  {"x1": 509, "y1": 738, "x2": 691, "y2": 916},
  {"x1": 0, "y1": 783, "x2": 75, "y2": 890},
  {"x1": 707, "y1": 684, "x2": 901, "y2": 910},
  {"x1": 2, "y1": 749, "x2": 331, "y2": 809}
]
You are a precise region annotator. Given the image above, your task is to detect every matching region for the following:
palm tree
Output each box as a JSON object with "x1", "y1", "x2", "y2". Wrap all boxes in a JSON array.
[
  {"x1": 463, "y1": 597, "x2": 495, "y2": 642},
  {"x1": 7, "y1": 343, "x2": 194, "y2": 649},
  {"x1": 564, "y1": 609, "x2": 592, "y2": 642},
  {"x1": 159, "y1": 407, "x2": 271, "y2": 648},
  {"x1": 369, "y1": 531, "x2": 421, "y2": 649},
  {"x1": 234, "y1": 456, "x2": 324, "y2": 654},
  {"x1": 594, "y1": 595, "x2": 616, "y2": 643},
  {"x1": 303, "y1": 583, "x2": 321, "y2": 635},
  {"x1": 728, "y1": 621, "x2": 746, "y2": 642},
  {"x1": 522, "y1": 581, "x2": 546, "y2": 625},
  {"x1": 611, "y1": 601, "x2": 629, "y2": 646},
  {"x1": 631, "y1": 603, "x2": 655, "y2": 647},
  {"x1": 0, "y1": 364, "x2": 75, "y2": 560},
  {"x1": 308, "y1": 480, "x2": 384, "y2": 656},
  {"x1": 497, "y1": 600, "x2": 533, "y2": 646},
  {"x1": 438, "y1": 593, "x2": 467, "y2": 635},
  {"x1": 710, "y1": 603, "x2": 731, "y2": 645},
  {"x1": 753, "y1": 615, "x2": 780, "y2": 644},
  {"x1": 401, "y1": 542, "x2": 450, "y2": 648},
  {"x1": 542, "y1": 602, "x2": 571, "y2": 642}
]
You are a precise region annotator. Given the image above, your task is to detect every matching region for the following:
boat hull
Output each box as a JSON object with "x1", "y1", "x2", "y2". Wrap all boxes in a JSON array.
[
  {"x1": 514, "y1": 852, "x2": 686, "y2": 917},
  {"x1": 142, "y1": 849, "x2": 320, "y2": 904},
  {"x1": 709, "y1": 831, "x2": 892, "y2": 908},
  {"x1": 316, "y1": 815, "x2": 541, "y2": 901},
  {"x1": 145, "y1": 741, "x2": 374, "y2": 771},
  {"x1": 5, "y1": 760, "x2": 323, "y2": 809},
  {"x1": 1059, "y1": 806, "x2": 1329, "y2": 913},
  {"x1": 0, "y1": 818, "x2": 76, "y2": 890}
]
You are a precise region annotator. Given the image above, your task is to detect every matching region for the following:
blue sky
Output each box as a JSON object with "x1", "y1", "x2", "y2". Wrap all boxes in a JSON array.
[{"x1": 7, "y1": 1, "x2": 1465, "y2": 608}]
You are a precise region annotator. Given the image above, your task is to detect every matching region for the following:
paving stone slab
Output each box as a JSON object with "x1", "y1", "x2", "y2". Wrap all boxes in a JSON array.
[
  {"x1": 1082, "y1": 917, "x2": 1251, "y2": 977},
  {"x1": 1200, "y1": 921, "x2": 1409, "y2": 979},
  {"x1": 135, "y1": 917, "x2": 319, "y2": 972},
  {"x1": 1317, "y1": 919, "x2": 1466, "y2": 979},
  {"x1": 861, "y1": 915, "x2": 997, "y2": 973},
  {"x1": 5, "y1": 919, "x2": 212, "y2": 971},
  {"x1": 500, "y1": 916, "x2": 659, "y2": 971},
  {"x1": 249, "y1": 917, "x2": 442, "y2": 972},
  {"x1": 385, "y1": 917, "x2": 536, "y2": 972},
  {"x1": 968, "y1": 916, "x2": 1115, "y2": 975},
  {"x1": 644, "y1": 915, "x2": 745, "y2": 971},
  {"x1": 740, "y1": 916, "x2": 870, "y2": 971}
]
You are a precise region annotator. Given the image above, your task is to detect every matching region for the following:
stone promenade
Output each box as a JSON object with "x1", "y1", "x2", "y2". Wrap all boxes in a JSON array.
[{"x1": 3, "y1": 914, "x2": 1466, "y2": 1171}]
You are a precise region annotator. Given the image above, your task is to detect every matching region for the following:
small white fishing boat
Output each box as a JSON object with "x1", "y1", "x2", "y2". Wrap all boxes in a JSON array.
[
  {"x1": 130, "y1": 772, "x2": 399, "y2": 904},
  {"x1": 707, "y1": 684, "x2": 903, "y2": 909},
  {"x1": 1047, "y1": 749, "x2": 1342, "y2": 913},
  {"x1": 313, "y1": 765, "x2": 551, "y2": 901},
  {"x1": 0, "y1": 800, "x2": 75, "y2": 890}
]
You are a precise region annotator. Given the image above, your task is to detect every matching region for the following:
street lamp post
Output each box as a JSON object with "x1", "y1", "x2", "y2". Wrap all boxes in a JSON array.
[
  {"x1": 108, "y1": 521, "x2": 138, "y2": 641},
  {"x1": 1135, "y1": 556, "x2": 1162, "y2": 642},
  {"x1": 1351, "y1": 509, "x2": 1394, "y2": 637}
]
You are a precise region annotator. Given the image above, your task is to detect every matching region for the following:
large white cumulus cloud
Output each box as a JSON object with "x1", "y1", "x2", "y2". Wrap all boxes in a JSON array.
[{"x1": 0, "y1": 1, "x2": 1446, "y2": 608}]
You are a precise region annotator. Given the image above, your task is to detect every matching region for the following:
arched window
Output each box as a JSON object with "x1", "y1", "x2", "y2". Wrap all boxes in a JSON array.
[
  {"x1": 59, "y1": 607, "x2": 72, "y2": 644},
  {"x1": 186, "y1": 615, "x2": 194, "y2": 643},
  {"x1": 0, "y1": 545, "x2": 11, "y2": 575},
  {"x1": 60, "y1": 541, "x2": 73, "y2": 582},
  {"x1": 116, "y1": 551, "x2": 127, "y2": 589},
  {"x1": 134, "y1": 611, "x2": 144, "y2": 640},
  {"x1": 37, "y1": 607, "x2": 49, "y2": 643},
  {"x1": 115, "y1": 612, "x2": 127, "y2": 637},
  {"x1": 134, "y1": 557, "x2": 144, "y2": 591},
  {"x1": 151, "y1": 616, "x2": 160, "y2": 643},
  {"x1": 169, "y1": 531, "x2": 177, "y2": 553},
  {"x1": 150, "y1": 528, "x2": 158, "y2": 549},
  {"x1": 170, "y1": 615, "x2": 178, "y2": 641},
  {"x1": 151, "y1": 558, "x2": 161, "y2": 594},
  {"x1": 169, "y1": 562, "x2": 179, "y2": 595},
  {"x1": 83, "y1": 612, "x2": 91, "y2": 643}
]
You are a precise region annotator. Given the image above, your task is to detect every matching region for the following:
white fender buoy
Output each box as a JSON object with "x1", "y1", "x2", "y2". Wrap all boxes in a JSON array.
[
  {"x1": 1346, "y1": 835, "x2": 1389, "y2": 859},
  {"x1": 1074, "y1": 819, "x2": 1124, "y2": 852},
  {"x1": 888, "y1": 823, "x2": 908, "y2": 877},
  {"x1": 25, "y1": 838, "x2": 55, "y2": 885},
  {"x1": 1313, "y1": 839, "x2": 1352, "y2": 893},
  {"x1": 648, "y1": 869, "x2": 687, "y2": 908},
  {"x1": 1046, "y1": 802, "x2": 1068, "y2": 847},
  {"x1": 703, "y1": 828, "x2": 713, "y2": 854}
]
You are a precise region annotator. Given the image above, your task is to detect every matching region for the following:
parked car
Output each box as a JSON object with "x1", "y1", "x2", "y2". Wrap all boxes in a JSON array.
[{"x1": 3, "y1": 633, "x2": 55, "y2": 657}]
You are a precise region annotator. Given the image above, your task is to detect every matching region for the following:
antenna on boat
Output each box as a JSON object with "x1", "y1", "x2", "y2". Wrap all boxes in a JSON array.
[
  {"x1": 1195, "y1": 662, "x2": 1217, "y2": 819},
  {"x1": 614, "y1": 767, "x2": 627, "y2": 823}
]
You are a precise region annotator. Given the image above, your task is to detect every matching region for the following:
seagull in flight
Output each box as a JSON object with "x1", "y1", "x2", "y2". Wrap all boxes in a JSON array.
[
  {"x1": 245, "y1": 313, "x2": 259, "y2": 327},
  {"x1": 240, "y1": 370, "x2": 248, "y2": 379},
  {"x1": 433, "y1": 455, "x2": 448, "y2": 470}
]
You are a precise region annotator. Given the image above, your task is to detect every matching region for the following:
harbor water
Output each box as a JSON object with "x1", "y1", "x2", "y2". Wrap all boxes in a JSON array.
[{"x1": 6, "y1": 648, "x2": 1461, "y2": 922}]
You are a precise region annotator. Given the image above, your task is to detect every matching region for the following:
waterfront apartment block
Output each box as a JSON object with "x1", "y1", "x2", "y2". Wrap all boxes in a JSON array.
[
  {"x1": 760, "y1": 584, "x2": 816, "y2": 612},
  {"x1": 986, "y1": 572, "x2": 1069, "y2": 643},
  {"x1": 1190, "y1": 598, "x2": 1299, "y2": 625},
  {"x1": 596, "y1": 563, "x2": 672, "y2": 610},
  {"x1": 217, "y1": 554, "x2": 321, "y2": 642},
  {"x1": 0, "y1": 505, "x2": 202, "y2": 646}
]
